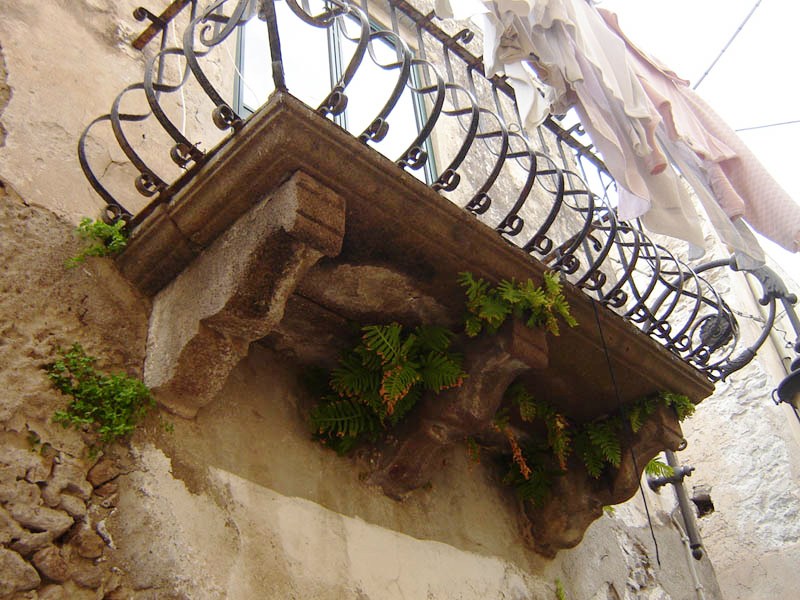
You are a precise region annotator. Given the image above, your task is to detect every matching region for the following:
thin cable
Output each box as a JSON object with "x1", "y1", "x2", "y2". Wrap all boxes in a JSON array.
[
  {"x1": 693, "y1": 0, "x2": 763, "y2": 90},
  {"x1": 591, "y1": 300, "x2": 662, "y2": 566},
  {"x1": 736, "y1": 119, "x2": 800, "y2": 133}
]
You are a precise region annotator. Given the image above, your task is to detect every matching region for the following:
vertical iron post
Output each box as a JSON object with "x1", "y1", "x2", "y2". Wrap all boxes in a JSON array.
[{"x1": 259, "y1": 0, "x2": 287, "y2": 92}]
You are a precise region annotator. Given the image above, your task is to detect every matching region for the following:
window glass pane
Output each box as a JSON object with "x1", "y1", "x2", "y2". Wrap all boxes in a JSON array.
[
  {"x1": 240, "y1": 0, "x2": 332, "y2": 112},
  {"x1": 337, "y1": 20, "x2": 421, "y2": 164}
]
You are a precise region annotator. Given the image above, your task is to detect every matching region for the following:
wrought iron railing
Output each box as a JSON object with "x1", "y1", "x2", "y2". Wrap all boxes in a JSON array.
[{"x1": 79, "y1": 0, "x2": 800, "y2": 385}]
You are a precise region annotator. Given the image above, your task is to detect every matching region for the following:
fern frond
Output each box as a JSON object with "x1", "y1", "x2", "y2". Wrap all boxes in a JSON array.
[
  {"x1": 380, "y1": 361, "x2": 421, "y2": 412},
  {"x1": 362, "y1": 323, "x2": 404, "y2": 365},
  {"x1": 549, "y1": 414, "x2": 572, "y2": 470},
  {"x1": 330, "y1": 352, "x2": 381, "y2": 398},
  {"x1": 543, "y1": 270, "x2": 562, "y2": 296},
  {"x1": 508, "y1": 383, "x2": 537, "y2": 422},
  {"x1": 574, "y1": 431, "x2": 606, "y2": 478},
  {"x1": 419, "y1": 352, "x2": 465, "y2": 392},
  {"x1": 476, "y1": 294, "x2": 512, "y2": 330},
  {"x1": 464, "y1": 315, "x2": 483, "y2": 338},
  {"x1": 310, "y1": 398, "x2": 380, "y2": 441},
  {"x1": 626, "y1": 404, "x2": 645, "y2": 433},
  {"x1": 661, "y1": 392, "x2": 695, "y2": 421},
  {"x1": 512, "y1": 466, "x2": 555, "y2": 507},
  {"x1": 645, "y1": 457, "x2": 674, "y2": 478},
  {"x1": 386, "y1": 384, "x2": 422, "y2": 425},
  {"x1": 497, "y1": 279, "x2": 523, "y2": 305},
  {"x1": 458, "y1": 272, "x2": 490, "y2": 305},
  {"x1": 586, "y1": 420, "x2": 622, "y2": 467},
  {"x1": 414, "y1": 325, "x2": 454, "y2": 354}
]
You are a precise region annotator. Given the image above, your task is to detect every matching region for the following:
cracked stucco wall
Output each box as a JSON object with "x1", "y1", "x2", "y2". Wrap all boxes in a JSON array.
[{"x1": 0, "y1": 0, "x2": 754, "y2": 598}]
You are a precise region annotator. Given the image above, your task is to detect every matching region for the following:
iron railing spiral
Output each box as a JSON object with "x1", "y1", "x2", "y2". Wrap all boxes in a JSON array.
[{"x1": 78, "y1": 0, "x2": 799, "y2": 384}]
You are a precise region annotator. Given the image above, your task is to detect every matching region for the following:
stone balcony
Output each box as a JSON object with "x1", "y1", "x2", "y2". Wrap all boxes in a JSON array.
[
  {"x1": 114, "y1": 91, "x2": 709, "y2": 554},
  {"x1": 75, "y1": 0, "x2": 800, "y2": 557}
]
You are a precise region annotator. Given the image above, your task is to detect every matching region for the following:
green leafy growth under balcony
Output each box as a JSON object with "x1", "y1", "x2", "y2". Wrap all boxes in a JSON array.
[
  {"x1": 45, "y1": 343, "x2": 154, "y2": 452},
  {"x1": 459, "y1": 271, "x2": 577, "y2": 337},
  {"x1": 310, "y1": 323, "x2": 466, "y2": 454},
  {"x1": 66, "y1": 217, "x2": 128, "y2": 268},
  {"x1": 498, "y1": 383, "x2": 695, "y2": 505}
]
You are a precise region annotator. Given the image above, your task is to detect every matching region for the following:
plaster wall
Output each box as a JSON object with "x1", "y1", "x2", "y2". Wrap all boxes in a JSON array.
[
  {"x1": 0, "y1": 1, "x2": 738, "y2": 598},
  {"x1": 0, "y1": 181, "x2": 722, "y2": 598},
  {"x1": 676, "y1": 267, "x2": 800, "y2": 600}
]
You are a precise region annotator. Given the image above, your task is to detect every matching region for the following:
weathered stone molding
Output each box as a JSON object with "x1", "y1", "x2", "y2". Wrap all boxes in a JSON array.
[{"x1": 143, "y1": 172, "x2": 345, "y2": 417}]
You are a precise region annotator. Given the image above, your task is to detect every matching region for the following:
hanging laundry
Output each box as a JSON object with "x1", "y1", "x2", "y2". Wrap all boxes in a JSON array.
[
  {"x1": 599, "y1": 8, "x2": 800, "y2": 256},
  {"x1": 436, "y1": 0, "x2": 800, "y2": 257}
]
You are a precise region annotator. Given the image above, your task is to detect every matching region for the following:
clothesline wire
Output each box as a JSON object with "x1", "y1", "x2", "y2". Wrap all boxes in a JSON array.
[
  {"x1": 692, "y1": 0, "x2": 763, "y2": 90},
  {"x1": 735, "y1": 119, "x2": 800, "y2": 133}
]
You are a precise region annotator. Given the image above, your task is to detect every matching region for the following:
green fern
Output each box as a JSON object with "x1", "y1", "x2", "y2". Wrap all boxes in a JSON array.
[
  {"x1": 66, "y1": 218, "x2": 128, "y2": 268},
  {"x1": 413, "y1": 325, "x2": 455, "y2": 354},
  {"x1": 501, "y1": 442, "x2": 561, "y2": 507},
  {"x1": 311, "y1": 321, "x2": 466, "y2": 452},
  {"x1": 585, "y1": 419, "x2": 622, "y2": 468},
  {"x1": 507, "y1": 383, "x2": 537, "y2": 422},
  {"x1": 645, "y1": 457, "x2": 675, "y2": 478},
  {"x1": 362, "y1": 323, "x2": 405, "y2": 364},
  {"x1": 574, "y1": 430, "x2": 606, "y2": 478},
  {"x1": 624, "y1": 396, "x2": 658, "y2": 433},
  {"x1": 380, "y1": 361, "x2": 422, "y2": 408},
  {"x1": 419, "y1": 352, "x2": 465, "y2": 391},
  {"x1": 330, "y1": 351, "x2": 381, "y2": 399},
  {"x1": 310, "y1": 398, "x2": 380, "y2": 440},
  {"x1": 459, "y1": 271, "x2": 577, "y2": 338},
  {"x1": 661, "y1": 392, "x2": 695, "y2": 421}
]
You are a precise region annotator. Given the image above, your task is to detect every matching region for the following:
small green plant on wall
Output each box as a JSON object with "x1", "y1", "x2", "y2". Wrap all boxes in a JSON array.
[
  {"x1": 45, "y1": 343, "x2": 154, "y2": 454},
  {"x1": 66, "y1": 217, "x2": 128, "y2": 268}
]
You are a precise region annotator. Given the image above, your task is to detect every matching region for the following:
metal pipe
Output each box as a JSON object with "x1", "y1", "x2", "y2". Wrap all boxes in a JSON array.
[
  {"x1": 665, "y1": 450, "x2": 704, "y2": 560},
  {"x1": 670, "y1": 512, "x2": 708, "y2": 600}
]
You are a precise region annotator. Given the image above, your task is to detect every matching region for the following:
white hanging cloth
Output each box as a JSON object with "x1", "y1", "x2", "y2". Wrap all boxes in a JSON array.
[{"x1": 436, "y1": 0, "x2": 800, "y2": 259}]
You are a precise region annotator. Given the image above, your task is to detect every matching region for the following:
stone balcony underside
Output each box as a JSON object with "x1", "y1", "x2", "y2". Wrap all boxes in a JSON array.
[{"x1": 118, "y1": 92, "x2": 713, "y2": 554}]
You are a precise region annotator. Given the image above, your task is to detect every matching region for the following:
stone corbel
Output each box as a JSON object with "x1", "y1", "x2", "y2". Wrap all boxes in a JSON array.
[
  {"x1": 143, "y1": 172, "x2": 345, "y2": 417},
  {"x1": 521, "y1": 404, "x2": 686, "y2": 557},
  {"x1": 368, "y1": 320, "x2": 549, "y2": 499}
]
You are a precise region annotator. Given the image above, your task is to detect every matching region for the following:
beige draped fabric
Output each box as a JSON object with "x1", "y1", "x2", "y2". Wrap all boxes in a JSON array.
[{"x1": 436, "y1": 0, "x2": 800, "y2": 257}]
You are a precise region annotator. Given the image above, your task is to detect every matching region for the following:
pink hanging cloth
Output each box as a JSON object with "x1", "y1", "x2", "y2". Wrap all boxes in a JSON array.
[{"x1": 599, "y1": 8, "x2": 800, "y2": 254}]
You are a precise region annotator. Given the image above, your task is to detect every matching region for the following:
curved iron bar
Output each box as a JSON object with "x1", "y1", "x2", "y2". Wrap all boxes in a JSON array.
[
  {"x1": 396, "y1": 58, "x2": 446, "y2": 171},
  {"x1": 143, "y1": 47, "x2": 206, "y2": 167},
  {"x1": 109, "y1": 84, "x2": 169, "y2": 198},
  {"x1": 77, "y1": 0, "x2": 798, "y2": 384},
  {"x1": 182, "y1": 0, "x2": 249, "y2": 130},
  {"x1": 431, "y1": 83, "x2": 482, "y2": 191}
]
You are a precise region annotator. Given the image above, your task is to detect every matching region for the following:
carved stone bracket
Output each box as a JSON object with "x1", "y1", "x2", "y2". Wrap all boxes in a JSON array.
[
  {"x1": 369, "y1": 321, "x2": 549, "y2": 499},
  {"x1": 521, "y1": 404, "x2": 685, "y2": 557},
  {"x1": 143, "y1": 172, "x2": 345, "y2": 417}
]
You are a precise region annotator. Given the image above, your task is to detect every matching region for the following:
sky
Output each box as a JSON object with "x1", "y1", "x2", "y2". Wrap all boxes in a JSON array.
[{"x1": 598, "y1": 0, "x2": 800, "y2": 285}]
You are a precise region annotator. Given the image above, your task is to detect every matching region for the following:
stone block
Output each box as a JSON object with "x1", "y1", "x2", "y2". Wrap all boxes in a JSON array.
[
  {"x1": 0, "y1": 504, "x2": 25, "y2": 545},
  {"x1": 86, "y1": 458, "x2": 119, "y2": 488},
  {"x1": 58, "y1": 494, "x2": 87, "y2": 519},
  {"x1": 11, "y1": 530, "x2": 56, "y2": 557},
  {"x1": 0, "y1": 547, "x2": 40, "y2": 595},
  {"x1": 32, "y1": 545, "x2": 70, "y2": 583},
  {"x1": 9, "y1": 504, "x2": 74, "y2": 538},
  {"x1": 42, "y1": 457, "x2": 93, "y2": 505},
  {"x1": 73, "y1": 523, "x2": 105, "y2": 559},
  {"x1": 144, "y1": 172, "x2": 345, "y2": 417}
]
